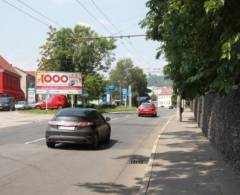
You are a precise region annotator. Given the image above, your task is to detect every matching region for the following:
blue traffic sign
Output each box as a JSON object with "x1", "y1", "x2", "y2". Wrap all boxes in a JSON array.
[{"x1": 104, "y1": 85, "x2": 118, "y2": 94}]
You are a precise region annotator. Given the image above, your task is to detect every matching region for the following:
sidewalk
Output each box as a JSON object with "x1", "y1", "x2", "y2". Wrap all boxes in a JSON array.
[
  {"x1": 145, "y1": 109, "x2": 240, "y2": 195},
  {"x1": 0, "y1": 111, "x2": 52, "y2": 128}
]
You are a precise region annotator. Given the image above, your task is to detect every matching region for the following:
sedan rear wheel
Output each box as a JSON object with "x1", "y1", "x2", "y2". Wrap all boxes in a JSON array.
[
  {"x1": 105, "y1": 130, "x2": 111, "y2": 143},
  {"x1": 46, "y1": 141, "x2": 55, "y2": 148},
  {"x1": 91, "y1": 134, "x2": 99, "y2": 149}
]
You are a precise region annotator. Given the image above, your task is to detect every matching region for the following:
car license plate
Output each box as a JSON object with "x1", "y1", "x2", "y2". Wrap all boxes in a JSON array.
[{"x1": 58, "y1": 126, "x2": 75, "y2": 130}]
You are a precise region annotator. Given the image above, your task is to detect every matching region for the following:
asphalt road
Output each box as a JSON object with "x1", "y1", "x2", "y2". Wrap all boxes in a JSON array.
[{"x1": 0, "y1": 108, "x2": 175, "y2": 195}]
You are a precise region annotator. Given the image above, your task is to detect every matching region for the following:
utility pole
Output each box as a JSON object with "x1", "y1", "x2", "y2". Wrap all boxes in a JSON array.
[
  {"x1": 128, "y1": 85, "x2": 132, "y2": 107},
  {"x1": 118, "y1": 80, "x2": 122, "y2": 105}
]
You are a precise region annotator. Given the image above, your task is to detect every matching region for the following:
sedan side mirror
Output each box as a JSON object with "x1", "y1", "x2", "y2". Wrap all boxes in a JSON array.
[{"x1": 105, "y1": 117, "x2": 111, "y2": 122}]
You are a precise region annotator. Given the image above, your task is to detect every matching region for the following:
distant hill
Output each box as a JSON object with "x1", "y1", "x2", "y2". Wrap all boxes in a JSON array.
[{"x1": 147, "y1": 74, "x2": 172, "y2": 87}]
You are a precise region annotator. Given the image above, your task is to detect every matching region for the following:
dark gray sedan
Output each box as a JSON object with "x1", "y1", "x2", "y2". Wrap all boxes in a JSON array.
[{"x1": 46, "y1": 108, "x2": 111, "y2": 149}]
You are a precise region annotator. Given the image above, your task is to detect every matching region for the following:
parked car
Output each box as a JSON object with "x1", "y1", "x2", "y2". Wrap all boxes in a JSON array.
[
  {"x1": 168, "y1": 105, "x2": 174, "y2": 109},
  {"x1": 137, "y1": 102, "x2": 157, "y2": 117},
  {"x1": 45, "y1": 108, "x2": 111, "y2": 149},
  {"x1": 0, "y1": 97, "x2": 15, "y2": 111},
  {"x1": 15, "y1": 101, "x2": 33, "y2": 110},
  {"x1": 35, "y1": 95, "x2": 69, "y2": 110}
]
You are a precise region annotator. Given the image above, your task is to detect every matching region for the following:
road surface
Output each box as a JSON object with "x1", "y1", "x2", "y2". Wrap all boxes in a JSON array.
[{"x1": 0, "y1": 108, "x2": 174, "y2": 195}]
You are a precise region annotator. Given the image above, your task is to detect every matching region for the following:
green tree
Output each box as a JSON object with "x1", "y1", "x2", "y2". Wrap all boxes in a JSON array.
[
  {"x1": 110, "y1": 58, "x2": 134, "y2": 87},
  {"x1": 141, "y1": 0, "x2": 240, "y2": 99},
  {"x1": 150, "y1": 93, "x2": 157, "y2": 101},
  {"x1": 83, "y1": 74, "x2": 106, "y2": 101},
  {"x1": 38, "y1": 25, "x2": 116, "y2": 75},
  {"x1": 110, "y1": 58, "x2": 149, "y2": 105}
]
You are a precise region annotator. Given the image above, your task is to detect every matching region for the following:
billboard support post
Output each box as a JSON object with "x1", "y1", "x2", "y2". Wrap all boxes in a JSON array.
[
  {"x1": 45, "y1": 92, "x2": 49, "y2": 110},
  {"x1": 71, "y1": 95, "x2": 74, "y2": 108}
]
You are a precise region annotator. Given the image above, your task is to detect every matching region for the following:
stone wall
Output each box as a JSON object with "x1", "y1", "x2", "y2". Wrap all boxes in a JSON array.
[{"x1": 194, "y1": 90, "x2": 240, "y2": 169}]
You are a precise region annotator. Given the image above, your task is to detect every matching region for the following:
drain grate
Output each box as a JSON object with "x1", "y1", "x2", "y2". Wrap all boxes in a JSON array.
[{"x1": 129, "y1": 158, "x2": 148, "y2": 164}]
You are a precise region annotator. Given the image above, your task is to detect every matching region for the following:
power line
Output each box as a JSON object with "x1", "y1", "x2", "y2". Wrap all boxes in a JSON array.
[
  {"x1": 2, "y1": 0, "x2": 49, "y2": 27},
  {"x1": 75, "y1": 0, "x2": 112, "y2": 33},
  {"x1": 90, "y1": 0, "x2": 120, "y2": 32},
  {"x1": 78, "y1": 34, "x2": 146, "y2": 39},
  {"x1": 14, "y1": 0, "x2": 63, "y2": 27},
  {"x1": 74, "y1": 0, "x2": 144, "y2": 65},
  {"x1": 89, "y1": 0, "x2": 153, "y2": 67}
]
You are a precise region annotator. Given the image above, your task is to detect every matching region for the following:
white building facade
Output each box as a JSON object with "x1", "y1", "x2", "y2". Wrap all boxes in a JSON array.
[
  {"x1": 157, "y1": 87, "x2": 173, "y2": 107},
  {"x1": 150, "y1": 87, "x2": 173, "y2": 107}
]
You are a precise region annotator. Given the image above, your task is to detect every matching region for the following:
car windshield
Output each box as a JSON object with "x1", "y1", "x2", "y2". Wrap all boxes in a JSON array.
[{"x1": 0, "y1": 97, "x2": 10, "y2": 103}]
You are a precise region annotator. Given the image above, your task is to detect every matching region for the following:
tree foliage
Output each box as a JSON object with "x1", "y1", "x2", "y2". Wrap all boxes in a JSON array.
[
  {"x1": 109, "y1": 58, "x2": 149, "y2": 104},
  {"x1": 38, "y1": 25, "x2": 116, "y2": 75},
  {"x1": 141, "y1": 0, "x2": 240, "y2": 99},
  {"x1": 83, "y1": 74, "x2": 106, "y2": 100}
]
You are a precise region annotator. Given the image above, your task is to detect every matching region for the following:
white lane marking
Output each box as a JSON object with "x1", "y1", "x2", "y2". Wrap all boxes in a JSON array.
[
  {"x1": 111, "y1": 118, "x2": 121, "y2": 121},
  {"x1": 24, "y1": 138, "x2": 45, "y2": 145}
]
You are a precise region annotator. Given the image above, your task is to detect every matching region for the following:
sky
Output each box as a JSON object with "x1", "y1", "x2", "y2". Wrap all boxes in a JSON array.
[{"x1": 0, "y1": 0, "x2": 166, "y2": 74}]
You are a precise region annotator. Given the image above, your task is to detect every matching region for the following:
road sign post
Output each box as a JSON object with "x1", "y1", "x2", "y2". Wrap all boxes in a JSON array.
[{"x1": 122, "y1": 88, "x2": 128, "y2": 107}]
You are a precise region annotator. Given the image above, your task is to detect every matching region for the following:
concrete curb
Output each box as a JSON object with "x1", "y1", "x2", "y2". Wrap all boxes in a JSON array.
[{"x1": 138, "y1": 115, "x2": 175, "y2": 195}]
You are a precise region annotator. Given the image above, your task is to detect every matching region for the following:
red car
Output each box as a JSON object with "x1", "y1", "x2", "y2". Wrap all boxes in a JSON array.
[
  {"x1": 35, "y1": 95, "x2": 69, "y2": 110},
  {"x1": 137, "y1": 102, "x2": 157, "y2": 117}
]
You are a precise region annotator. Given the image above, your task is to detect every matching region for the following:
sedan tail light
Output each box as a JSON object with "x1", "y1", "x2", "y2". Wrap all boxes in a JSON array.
[{"x1": 48, "y1": 121, "x2": 94, "y2": 127}]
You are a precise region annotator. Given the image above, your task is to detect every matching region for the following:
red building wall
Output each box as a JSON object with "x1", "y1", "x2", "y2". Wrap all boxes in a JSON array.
[
  {"x1": 0, "y1": 56, "x2": 25, "y2": 100},
  {"x1": 0, "y1": 71, "x2": 24, "y2": 100},
  {"x1": 0, "y1": 72, "x2": 3, "y2": 93}
]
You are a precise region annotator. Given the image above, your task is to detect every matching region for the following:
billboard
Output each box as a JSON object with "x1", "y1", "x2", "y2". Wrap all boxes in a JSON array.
[{"x1": 36, "y1": 71, "x2": 82, "y2": 95}]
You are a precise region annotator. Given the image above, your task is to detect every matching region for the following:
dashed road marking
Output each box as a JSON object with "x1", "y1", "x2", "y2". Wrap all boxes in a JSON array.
[{"x1": 24, "y1": 138, "x2": 45, "y2": 145}]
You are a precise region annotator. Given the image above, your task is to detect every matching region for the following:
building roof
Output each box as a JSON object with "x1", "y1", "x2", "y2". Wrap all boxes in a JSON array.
[
  {"x1": 14, "y1": 67, "x2": 35, "y2": 77},
  {"x1": 25, "y1": 71, "x2": 36, "y2": 77},
  {"x1": 0, "y1": 56, "x2": 20, "y2": 76},
  {"x1": 14, "y1": 66, "x2": 28, "y2": 75},
  {"x1": 157, "y1": 87, "x2": 173, "y2": 95}
]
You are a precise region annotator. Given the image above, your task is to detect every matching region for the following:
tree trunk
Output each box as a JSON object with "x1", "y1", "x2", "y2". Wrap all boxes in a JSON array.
[{"x1": 177, "y1": 95, "x2": 183, "y2": 122}]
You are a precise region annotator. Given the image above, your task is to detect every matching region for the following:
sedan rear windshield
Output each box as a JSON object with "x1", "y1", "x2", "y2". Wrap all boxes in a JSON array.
[
  {"x1": 52, "y1": 115, "x2": 88, "y2": 122},
  {"x1": 56, "y1": 108, "x2": 95, "y2": 117},
  {"x1": 0, "y1": 98, "x2": 11, "y2": 103},
  {"x1": 141, "y1": 103, "x2": 153, "y2": 108}
]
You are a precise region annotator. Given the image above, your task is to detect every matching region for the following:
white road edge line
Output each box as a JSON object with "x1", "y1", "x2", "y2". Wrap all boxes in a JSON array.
[
  {"x1": 24, "y1": 138, "x2": 45, "y2": 145},
  {"x1": 139, "y1": 114, "x2": 175, "y2": 195}
]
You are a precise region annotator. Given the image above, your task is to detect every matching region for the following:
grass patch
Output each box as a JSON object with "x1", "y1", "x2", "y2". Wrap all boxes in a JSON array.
[
  {"x1": 18, "y1": 106, "x2": 137, "y2": 115},
  {"x1": 98, "y1": 106, "x2": 137, "y2": 113},
  {"x1": 18, "y1": 109, "x2": 58, "y2": 115}
]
